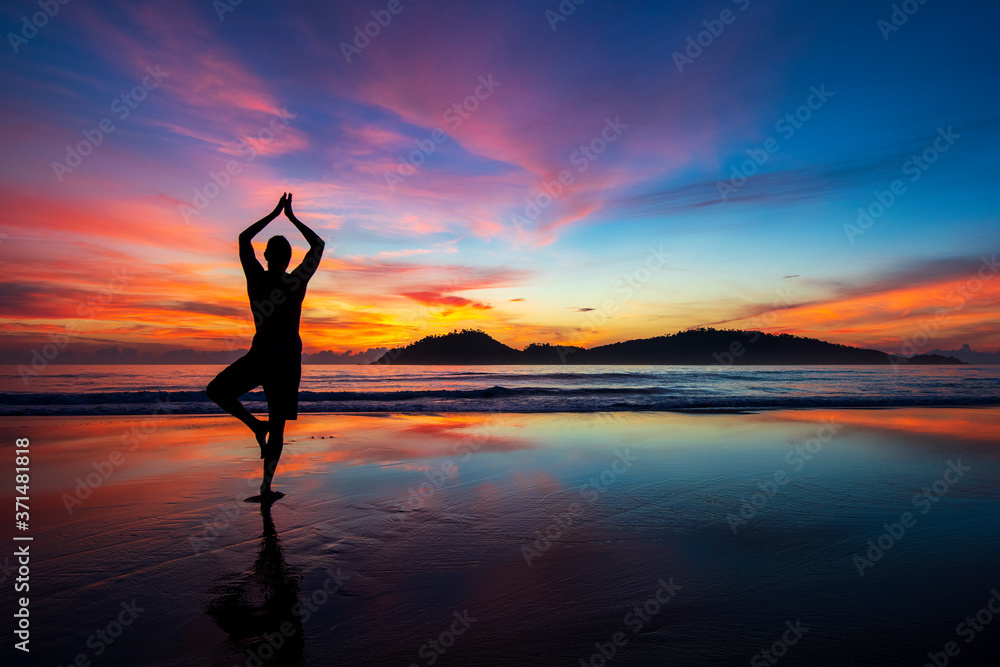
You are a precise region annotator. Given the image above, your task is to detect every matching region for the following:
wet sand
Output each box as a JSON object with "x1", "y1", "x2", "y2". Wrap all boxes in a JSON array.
[{"x1": 2, "y1": 408, "x2": 1000, "y2": 666}]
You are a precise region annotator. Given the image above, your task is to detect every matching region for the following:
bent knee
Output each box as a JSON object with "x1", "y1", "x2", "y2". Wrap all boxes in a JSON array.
[{"x1": 205, "y1": 378, "x2": 226, "y2": 403}]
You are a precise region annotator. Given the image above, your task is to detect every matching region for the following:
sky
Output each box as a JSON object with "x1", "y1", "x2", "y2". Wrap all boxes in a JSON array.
[{"x1": 1, "y1": 0, "x2": 998, "y2": 361}]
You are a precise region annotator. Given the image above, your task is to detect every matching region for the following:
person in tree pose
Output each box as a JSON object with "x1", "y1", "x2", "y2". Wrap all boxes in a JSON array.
[{"x1": 207, "y1": 193, "x2": 324, "y2": 502}]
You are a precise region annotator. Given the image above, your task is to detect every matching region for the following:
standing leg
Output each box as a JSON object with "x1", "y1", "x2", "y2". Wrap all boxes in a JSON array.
[
  {"x1": 257, "y1": 353, "x2": 299, "y2": 499},
  {"x1": 261, "y1": 417, "x2": 285, "y2": 496}
]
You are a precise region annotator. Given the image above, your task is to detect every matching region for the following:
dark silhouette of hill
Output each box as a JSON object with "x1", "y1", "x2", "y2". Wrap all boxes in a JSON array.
[
  {"x1": 372, "y1": 328, "x2": 967, "y2": 365},
  {"x1": 520, "y1": 342, "x2": 587, "y2": 364},
  {"x1": 373, "y1": 329, "x2": 522, "y2": 364},
  {"x1": 904, "y1": 353, "x2": 968, "y2": 365},
  {"x1": 7, "y1": 332, "x2": 967, "y2": 366},
  {"x1": 927, "y1": 344, "x2": 1000, "y2": 364}
]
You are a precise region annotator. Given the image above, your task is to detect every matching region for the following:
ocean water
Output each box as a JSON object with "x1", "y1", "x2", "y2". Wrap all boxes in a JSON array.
[{"x1": 2, "y1": 364, "x2": 999, "y2": 415}]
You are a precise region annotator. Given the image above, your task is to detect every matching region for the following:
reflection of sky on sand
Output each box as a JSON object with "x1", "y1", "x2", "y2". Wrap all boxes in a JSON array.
[
  {"x1": 2, "y1": 408, "x2": 999, "y2": 665},
  {"x1": 757, "y1": 406, "x2": 1000, "y2": 444}
]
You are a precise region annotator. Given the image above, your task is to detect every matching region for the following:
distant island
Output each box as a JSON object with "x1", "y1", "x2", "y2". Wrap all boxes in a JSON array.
[
  {"x1": 372, "y1": 328, "x2": 967, "y2": 365},
  {"x1": 7, "y1": 329, "x2": 987, "y2": 366},
  {"x1": 926, "y1": 344, "x2": 1000, "y2": 365}
]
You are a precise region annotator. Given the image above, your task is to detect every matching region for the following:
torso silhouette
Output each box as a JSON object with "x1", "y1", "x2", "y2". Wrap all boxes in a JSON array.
[{"x1": 246, "y1": 267, "x2": 307, "y2": 355}]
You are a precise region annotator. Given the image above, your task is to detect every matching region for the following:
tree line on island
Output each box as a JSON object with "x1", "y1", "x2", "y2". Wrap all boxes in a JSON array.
[{"x1": 371, "y1": 328, "x2": 966, "y2": 365}]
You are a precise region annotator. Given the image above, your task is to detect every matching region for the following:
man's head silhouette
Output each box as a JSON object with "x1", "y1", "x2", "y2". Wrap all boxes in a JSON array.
[{"x1": 264, "y1": 235, "x2": 292, "y2": 273}]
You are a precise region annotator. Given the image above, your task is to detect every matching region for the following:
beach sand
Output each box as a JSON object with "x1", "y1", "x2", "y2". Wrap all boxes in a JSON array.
[{"x1": 3, "y1": 408, "x2": 1000, "y2": 666}]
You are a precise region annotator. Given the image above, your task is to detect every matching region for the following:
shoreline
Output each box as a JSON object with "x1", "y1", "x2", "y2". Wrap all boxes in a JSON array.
[
  {"x1": 3, "y1": 400, "x2": 1000, "y2": 417},
  {"x1": 5, "y1": 364, "x2": 997, "y2": 416}
]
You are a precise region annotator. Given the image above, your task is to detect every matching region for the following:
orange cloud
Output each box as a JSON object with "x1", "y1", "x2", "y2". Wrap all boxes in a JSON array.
[
  {"x1": 399, "y1": 291, "x2": 491, "y2": 310},
  {"x1": 720, "y1": 260, "x2": 1000, "y2": 352}
]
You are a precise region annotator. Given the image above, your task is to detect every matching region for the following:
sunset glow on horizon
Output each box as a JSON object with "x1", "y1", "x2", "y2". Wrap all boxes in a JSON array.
[{"x1": 2, "y1": 0, "x2": 998, "y2": 361}]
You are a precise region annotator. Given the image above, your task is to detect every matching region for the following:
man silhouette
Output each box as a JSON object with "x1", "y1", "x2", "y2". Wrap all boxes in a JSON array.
[{"x1": 207, "y1": 193, "x2": 324, "y2": 502}]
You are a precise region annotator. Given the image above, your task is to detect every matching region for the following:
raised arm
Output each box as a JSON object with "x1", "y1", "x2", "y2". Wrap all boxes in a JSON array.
[
  {"x1": 239, "y1": 194, "x2": 288, "y2": 273},
  {"x1": 284, "y1": 193, "x2": 325, "y2": 281}
]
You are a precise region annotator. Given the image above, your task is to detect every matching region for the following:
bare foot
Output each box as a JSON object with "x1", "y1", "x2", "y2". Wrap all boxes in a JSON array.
[
  {"x1": 245, "y1": 490, "x2": 285, "y2": 504},
  {"x1": 253, "y1": 421, "x2": 269, "y2": 459}
]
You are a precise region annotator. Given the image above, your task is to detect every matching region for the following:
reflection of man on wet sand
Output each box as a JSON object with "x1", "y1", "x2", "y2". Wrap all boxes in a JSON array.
[
  {"x1": 207, "y1": 193, "x2": 324, "y2": 502},
  {"x1": 205, "y1": 504, "x2": 304, "y2": 663}
]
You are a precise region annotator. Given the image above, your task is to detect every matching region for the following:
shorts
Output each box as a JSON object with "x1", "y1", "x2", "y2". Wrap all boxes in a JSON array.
[{"x1": 209, "y1": 347, "x2": 301, "y2": 420}]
